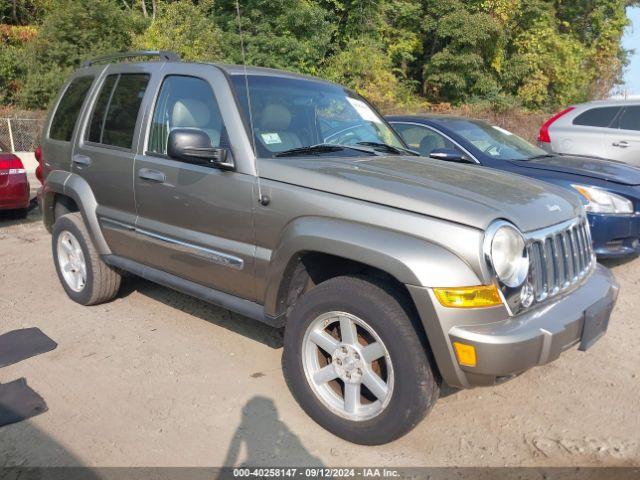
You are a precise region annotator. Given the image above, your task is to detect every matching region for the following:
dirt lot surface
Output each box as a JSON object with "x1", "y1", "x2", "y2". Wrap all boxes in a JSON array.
[{"x1": 0, "y1": 208, "x2": 639, "y2": 469}]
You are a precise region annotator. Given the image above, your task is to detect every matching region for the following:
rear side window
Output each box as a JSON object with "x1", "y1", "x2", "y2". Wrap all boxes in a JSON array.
[
  {"x1": 49, "y1": 76, "x2": 94, "y2": 141},
  {"x1": 572, "y1": 107, "x2": 621, "y2": 128},
  {"x1": 87, "y1": 73, "x2": 150, "y2": 149},
  {"x1": 617, "y1": 106, "x2": 640, "y2": 131}
]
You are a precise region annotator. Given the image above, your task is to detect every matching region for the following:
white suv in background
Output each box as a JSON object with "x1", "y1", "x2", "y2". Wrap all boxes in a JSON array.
[{"x1": 538, "y1": 100, "x2": 640, "y2": 166}]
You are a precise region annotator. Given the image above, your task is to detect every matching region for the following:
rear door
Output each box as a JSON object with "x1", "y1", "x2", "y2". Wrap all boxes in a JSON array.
[
  {"x1": 73, "y1": 63, "x2": 158, "y2": 259},
  {"x1": 552, "y1": 106, "x2": 622, "y2": 158},
  {"x1": 133, "y1": 64, "x2": 257, "y2": 300},
  {"x1": 602, "y1": 105, "x2": 640, "y2": 166}
]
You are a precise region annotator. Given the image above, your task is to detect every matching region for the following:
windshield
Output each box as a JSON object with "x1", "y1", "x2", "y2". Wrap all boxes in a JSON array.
[
  {"x1": 437, "y1": 119, "x2": 547, "y2": 160},
  {"x1": 230, "y1": 74, "x2": 405, "y2": 158}
]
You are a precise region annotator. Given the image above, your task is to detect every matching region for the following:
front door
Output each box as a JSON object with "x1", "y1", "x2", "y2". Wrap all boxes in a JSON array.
[{"x1": 133, "y1": 67, "x2": 257, "y2": 300}]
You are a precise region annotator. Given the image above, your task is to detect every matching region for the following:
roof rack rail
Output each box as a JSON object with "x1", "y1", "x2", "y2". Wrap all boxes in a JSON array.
[{"x1": 81, "y1": 50, "x2": 180, "y2": 68}]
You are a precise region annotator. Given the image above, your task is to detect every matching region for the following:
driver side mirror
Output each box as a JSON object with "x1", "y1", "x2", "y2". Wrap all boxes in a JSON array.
[
  {"x1": 429, "y1": 148, "x2": 473, "y2": 164},
  {"x1": 168, "y1": 129, "x2": 234, "y2": 170}
]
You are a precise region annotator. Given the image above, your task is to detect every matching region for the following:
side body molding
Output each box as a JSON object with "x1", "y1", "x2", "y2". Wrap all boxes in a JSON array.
[
  {"x1": 41, "y1": 171, "x2": 112, "y2": 255},
  {"x1": 263, "y1": 216, "x2": 482, "y2": 317}
]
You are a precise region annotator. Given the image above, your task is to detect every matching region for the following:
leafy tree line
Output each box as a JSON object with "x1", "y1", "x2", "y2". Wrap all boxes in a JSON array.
[{"x1": 0, "y1": 0, "x2": 637, "y2": 112}]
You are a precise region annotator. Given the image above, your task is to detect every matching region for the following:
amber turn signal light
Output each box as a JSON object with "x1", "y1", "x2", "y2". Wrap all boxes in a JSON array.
[
  {"x1": 433, "y1": 285, "x2": 502, "y2": 308},
  {"x1": 453, "y1": 342, "x2": 477, "y2": 367}
]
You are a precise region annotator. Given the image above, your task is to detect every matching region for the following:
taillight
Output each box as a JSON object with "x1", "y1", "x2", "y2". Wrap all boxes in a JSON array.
[
  {"x1": 10, "y1": 156, "x2": 25, "y2": 174},
  {"x1": 538, "y1": 107, "x2": 575, "y2": 143},
  {"x1": 0, "y1": 155, "x2": 25, "y2": 174},
  {"x1": 35, "y1": 146, "x2": 44, "y2": 183}
]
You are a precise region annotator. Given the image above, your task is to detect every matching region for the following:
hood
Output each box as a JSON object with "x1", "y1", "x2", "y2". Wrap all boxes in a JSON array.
[
  {"x1": 260, "y1": 155, "x2": 583, "y2": 232},
  {"x1": 511, "y1": 154, "x2": 640, "y2": 186}
]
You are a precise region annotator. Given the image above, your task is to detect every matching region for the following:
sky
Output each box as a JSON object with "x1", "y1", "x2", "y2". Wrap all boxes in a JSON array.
[{"x1": 622, "y1": 6, "x2": 640, "y2": 95}]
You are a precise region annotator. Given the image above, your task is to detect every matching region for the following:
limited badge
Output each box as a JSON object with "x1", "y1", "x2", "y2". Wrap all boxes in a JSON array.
[{"x1": 261, "y1": 132, "x2": 282, "y2": 145}]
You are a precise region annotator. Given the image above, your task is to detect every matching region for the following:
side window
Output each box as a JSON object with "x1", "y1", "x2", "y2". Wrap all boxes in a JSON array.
[
  {"x1": 392, "y1": 123, "x2": 458, "y2": 157},
  {"x1": 49, "y1": 76, "x2": 94, "y2": 141},
  {"x1": 86, "y1": 73, "x2": 150, "y2": 149},
  {"x1": 617, "y1": 106, "x2": 640, "y2": 131},
  {"x1": 572, "y1": 107, "x2": 621, "y2": 128},
  {"x1": 148, "y1": 75, "x2": 225, "y2": 156}
]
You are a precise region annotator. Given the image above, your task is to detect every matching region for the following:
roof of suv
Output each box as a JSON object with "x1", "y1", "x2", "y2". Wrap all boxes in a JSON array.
[
  {"x1": 79, "y1": 50, "x2": 338, "y2": 86},
  {"x1": 573, "y1": 99, "x2": 640, "y2": 107},
  {"x1": 213, "y1": 63, "x2": 331, "y2": 82}
]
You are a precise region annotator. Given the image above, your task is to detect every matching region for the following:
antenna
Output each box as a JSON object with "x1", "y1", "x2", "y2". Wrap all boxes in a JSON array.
[{"x1": 235, "y1": 0, "x2": 266, "y2": 204}]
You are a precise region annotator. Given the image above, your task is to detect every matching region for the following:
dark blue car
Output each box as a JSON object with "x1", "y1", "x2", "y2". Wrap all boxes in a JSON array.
[{"x1": 388, "y1": 115, "x2": 640, "y2": 258}]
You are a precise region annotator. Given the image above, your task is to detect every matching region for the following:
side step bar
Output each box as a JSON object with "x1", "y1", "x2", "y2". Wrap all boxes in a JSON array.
[{"x1": 103, "y1": 255, "x2": 284, "y2": 328}]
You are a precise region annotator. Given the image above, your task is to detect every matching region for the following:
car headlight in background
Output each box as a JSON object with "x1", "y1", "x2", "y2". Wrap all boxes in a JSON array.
[
  {"x1": 571, "y1": 185, "x2": 634, "y2": 214},
  {"x1": 485, "y1": 222, "x2": 529, "y2": 288}
]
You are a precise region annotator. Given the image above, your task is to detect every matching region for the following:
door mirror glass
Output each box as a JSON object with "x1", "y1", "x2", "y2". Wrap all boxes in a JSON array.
[
  {"x1": 168, "y1": 128, "x2": 233, "y2": 169},
  {"x1": 429, "y1": 148, "x2": 471, "y2": 163}
]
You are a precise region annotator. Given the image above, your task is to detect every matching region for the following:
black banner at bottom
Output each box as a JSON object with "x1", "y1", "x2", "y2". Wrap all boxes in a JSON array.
[{"x1": 0, "y1": 467, "x2": 639, "y2": 480}]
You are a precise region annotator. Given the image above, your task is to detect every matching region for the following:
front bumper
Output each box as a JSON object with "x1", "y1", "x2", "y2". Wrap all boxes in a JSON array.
[
  {"x1": 408, "y1": 264, "x2": 618, "y2": 388},
  {"x1": 589, "y1": 212, "x2": 640, "y2": 258}
]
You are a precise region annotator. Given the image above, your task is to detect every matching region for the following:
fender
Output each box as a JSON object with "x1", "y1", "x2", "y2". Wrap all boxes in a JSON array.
[
  {"x1": 263, "y1": 216, "x2": 482, "y2": 317},
  {"x1": 42, "y1": 171, "x2": 112, "y2": 255}
]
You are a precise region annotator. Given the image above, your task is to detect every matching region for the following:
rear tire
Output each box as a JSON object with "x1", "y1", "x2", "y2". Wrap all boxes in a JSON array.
[
  {"x1": 52, "y1": 212, "x2": 121, "y2": 305},
  {"x1": 282, "y1": 275, "x2": 439, "y2": 445}
]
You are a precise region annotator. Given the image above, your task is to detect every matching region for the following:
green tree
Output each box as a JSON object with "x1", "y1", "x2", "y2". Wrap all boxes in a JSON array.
[
  {"x1": 0, "y1": 0, "x2": 638, "y2": 112},
  {"x1": 0, "y1": 0, "x2": 51, "y2": 25},
  {"x1": 381, "y1": 0, "x2": 423, "y2": 79},
  {"x1": 321, "y1": 37, "x2": 426, "y2": 111},
  {"x1": 16, "y1": 0, "x2": 138, "y2": 109},
  {"x1": 215, "y1": 0, "x2": 335, "y2": 75},
  {"x1": 133, "y1": 1, "x2": 223, "y2": 61},
  {"x1": 421, "y1": 0, "x2": 504, "y2": 102}
]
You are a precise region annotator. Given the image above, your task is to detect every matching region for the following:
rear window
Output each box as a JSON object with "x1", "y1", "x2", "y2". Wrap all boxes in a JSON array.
[
  {"x1": 572, "y1": 107, "x2": 621, "y2": 128},
  {"x1": 617, "y1": 106, "x2": 640, "y2": 131},
  {"x1": 49, "y1": 76, "x2": 94, "y2": 141},
  {"x1": 86, "y1": 73, "x2": 150, "y2": 149}
]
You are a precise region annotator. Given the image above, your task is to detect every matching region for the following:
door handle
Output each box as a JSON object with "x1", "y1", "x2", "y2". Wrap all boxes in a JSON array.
[
  {"x1": 613, "y1": 141, "x2": 629, "y2": 148},
  {"x1": 138, "y1": 168, "x2": 166, "y2": 183},
  {"x1": 72, "y1": 154, "x2": 92, "y2": 166}
]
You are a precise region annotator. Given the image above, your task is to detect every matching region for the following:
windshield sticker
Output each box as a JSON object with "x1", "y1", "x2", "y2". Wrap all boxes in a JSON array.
[
  {"x1": 346, "y1": 98, "x2": 382, "y2": 124},
  {"x1": 492, "y1": 126, "x2": 513, "y2": 136},
  {"x1": 261, "y1": 132, "x2": 282, "y2": 144}
]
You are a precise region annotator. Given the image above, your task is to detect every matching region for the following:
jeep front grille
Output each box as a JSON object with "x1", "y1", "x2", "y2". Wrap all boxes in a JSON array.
[{"x1": 527, "y1": 217, "x2": 594, "y2": 302}]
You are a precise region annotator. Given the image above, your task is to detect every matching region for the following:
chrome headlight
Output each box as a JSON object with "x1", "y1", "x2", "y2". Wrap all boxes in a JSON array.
[
  {"x1": 571, "y1": 185, "x2": 633, "y2": 214},
  {"x1": 484, "y1": 221, "x2": 529, "y2": 288}
]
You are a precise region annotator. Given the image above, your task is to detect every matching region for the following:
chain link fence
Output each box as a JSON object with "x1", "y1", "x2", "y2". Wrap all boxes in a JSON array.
[{"x1": 0, "y1": 118, "x2": 44, "y2": 152}]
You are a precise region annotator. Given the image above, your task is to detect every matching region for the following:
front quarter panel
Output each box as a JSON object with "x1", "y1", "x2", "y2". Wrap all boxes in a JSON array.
[{"x1": 257, "y1": 180, "x2": 488, "y2": 317}]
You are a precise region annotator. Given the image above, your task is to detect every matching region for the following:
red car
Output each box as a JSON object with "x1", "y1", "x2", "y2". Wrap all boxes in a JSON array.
[{"x1": 0, "y1": 140, "x2": 30, "y2": 218}]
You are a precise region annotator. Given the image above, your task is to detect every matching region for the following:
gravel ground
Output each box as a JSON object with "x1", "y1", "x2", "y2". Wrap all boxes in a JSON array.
[{"x1": 0, "y1": 207, "x2": 638, "y2": 468}]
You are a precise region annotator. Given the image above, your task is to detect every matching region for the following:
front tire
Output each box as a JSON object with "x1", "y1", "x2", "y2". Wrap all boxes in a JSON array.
[
  {"x1": 282, "y1": 275, "x2": 439, "y2": 445},
  {"x1": 52, "y1": 212, "x2": 121, "y2": 305}
]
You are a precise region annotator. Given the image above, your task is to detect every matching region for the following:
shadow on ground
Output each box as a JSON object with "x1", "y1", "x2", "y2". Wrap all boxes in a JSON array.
[
  {"x1": 221, "y1": 396, "x2": 324, "y2": 468},
  {"x1": 1, "y1": 397, "x2": 321, "y2": 474},
  {"x1": 0, "y1": 420, "x2": 97, "y2": 472},
  {"x1": 0, "y1": 199, "x2": 41, "y2": 227},
  {"x1": 599, "y1": 256, "x2": 639, "y2": 269},
  {"x1": 118, "y1": 276, "x2": 284, "y2": 349}
]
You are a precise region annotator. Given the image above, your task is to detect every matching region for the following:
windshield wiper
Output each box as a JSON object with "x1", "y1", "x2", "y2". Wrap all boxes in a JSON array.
[
  {"x1": 356, "y1": 141, "x2": 419, "y2": 155},
  {"x1": 527, "y1": 153, "x2": 556, "y2": 160},
  {"x1": 274, "y1": 143, "x2": 376, "y2": 158}
]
